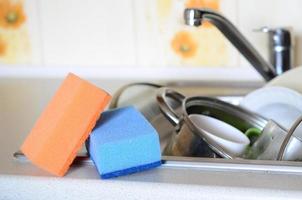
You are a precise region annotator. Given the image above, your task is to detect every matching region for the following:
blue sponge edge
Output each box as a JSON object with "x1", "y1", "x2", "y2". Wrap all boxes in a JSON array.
[{"x1": 100, "y1": 160, "x2": 162, "y2": 179}]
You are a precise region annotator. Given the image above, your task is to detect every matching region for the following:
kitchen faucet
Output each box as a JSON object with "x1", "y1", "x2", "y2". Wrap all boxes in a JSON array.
[
  {"x1": 184, "y1": 8, "x2": 277, "y2": 81},
  {"x1": 255, "y1": 26, "x2": 294, "y2": 76}
]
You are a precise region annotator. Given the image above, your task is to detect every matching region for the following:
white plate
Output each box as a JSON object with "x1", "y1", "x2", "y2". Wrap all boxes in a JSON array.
[
  {"x1": 240, "y1": 86, "x2": 302, "y2": 130},
  {"x1": 267, "y1": 66, "x2": 302, "y2": 94},
  {"x1": 189, "y1": 114, "x2": 250, "y2": 156}
]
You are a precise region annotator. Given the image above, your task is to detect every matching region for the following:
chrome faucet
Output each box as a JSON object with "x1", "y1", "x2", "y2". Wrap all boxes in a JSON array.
[
  {"x1": 184, "y1": 8, "x2": 277, "y2": 81},
  {"x1": 255, "y1": 26, "x2": 294, "y2": 76}
]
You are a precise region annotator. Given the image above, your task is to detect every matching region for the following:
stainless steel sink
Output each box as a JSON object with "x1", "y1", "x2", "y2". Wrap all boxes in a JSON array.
[
  {"x1": 2, "y1": 77, "x2": 302, "y2": 197},
  {"x1": 96, "y1": 80, "x2": 302, "y2": 174}
]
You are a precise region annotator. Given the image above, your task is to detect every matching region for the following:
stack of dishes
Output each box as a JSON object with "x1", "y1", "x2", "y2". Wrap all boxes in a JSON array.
[
  {"x1": 240, "y1": 85, "x2": 302, "y2": 161},
  {"x1": 240, "y1": 86, "x2": 302, "y2": 131}
]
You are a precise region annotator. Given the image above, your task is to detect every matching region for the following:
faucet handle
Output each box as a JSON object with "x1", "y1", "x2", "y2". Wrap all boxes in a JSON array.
[
  {"x1": 253, "y1": 26, "x2": 274, "y2": 33},
  {"x1": 254, "y1": 26, "x2": 293, "y2": 47},
  {"x1": 254, "y1": 26, "x2": 294, "y2": 75}
]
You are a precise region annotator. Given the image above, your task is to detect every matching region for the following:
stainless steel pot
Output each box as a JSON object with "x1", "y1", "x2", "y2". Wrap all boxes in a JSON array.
[
  {"x1": 157, "y1": 88, "x2": 269, "y2": 159},
  {"x1": 109, "y1": 83, "x2": 183, "y2": 150},
  {"x1": 110, "y1": 84, "x2": 302, "y2": 161}
]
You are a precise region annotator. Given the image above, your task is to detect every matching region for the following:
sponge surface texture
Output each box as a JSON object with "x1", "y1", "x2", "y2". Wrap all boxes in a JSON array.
[
  {"x1": 21, "y1": 73, "x2": 111, "y2": 176},
  {"x1": 89, "y1": 106, "x2": 161, "y2": 179}
]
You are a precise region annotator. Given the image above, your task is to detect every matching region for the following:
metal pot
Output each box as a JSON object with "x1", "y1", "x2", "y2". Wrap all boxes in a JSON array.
[
  {"x1": 157, "y1": 88, "x2": 269, "y2": 159},
  {"x1": 109, "y1": 83, "x2": 183, "y2": 150}
]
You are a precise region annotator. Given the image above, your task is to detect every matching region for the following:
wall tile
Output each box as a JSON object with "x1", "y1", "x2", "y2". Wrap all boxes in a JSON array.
[
  {"x1": 3, "y1": 0, "x2": 302, "y2": 71},
  {"x1": 133, "y1": 0, "x2": 163, "y2": 67},
  {"x1": 24, "y1": 0, "x2": 43, "y2": 65},
  {"x1": 134, "y1": 0, "x2": 239, "y2": 68},
  {"x1": 40, "y1": 0, "x2": 136, "y2": 66},
  {"x1": 238, "y1": 0, "x2": 302, "y2": 68},
  {"x1": 0, "y1": 0, "x2": 40, "y2": 65}
]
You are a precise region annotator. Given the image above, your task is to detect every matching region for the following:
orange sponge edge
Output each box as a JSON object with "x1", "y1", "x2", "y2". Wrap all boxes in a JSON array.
[{"x1": 21, "y1": 73, "x2": 111, "y2": 176}]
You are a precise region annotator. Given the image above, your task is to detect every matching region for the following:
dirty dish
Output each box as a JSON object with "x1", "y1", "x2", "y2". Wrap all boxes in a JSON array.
[
  {"x1": 158, "y1": 88, "x2": 264, "y2": 158},
  {"x1": 189, "y1": 114, "x2": 250, "y2": 156},
  {"x1": 240, "y1": 86, "x2": 302, "y2": 130}
]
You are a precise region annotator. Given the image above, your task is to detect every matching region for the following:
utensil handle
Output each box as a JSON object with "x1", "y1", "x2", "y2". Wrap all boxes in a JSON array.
[
  {"x1": 156, "y1": 88, "x2": 185, "y2": 126},
  {"x1": 109, "y1": 82, "x2": 163, "y2": 109}
]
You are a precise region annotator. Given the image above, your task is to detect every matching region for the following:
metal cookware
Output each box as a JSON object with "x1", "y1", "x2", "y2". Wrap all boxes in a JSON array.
[
  {"x1": 109, "y1": 83, "x2": 183, "y2": 150},
  {"x1": 110, "y1": 84, "x2": 302, "y2": 161},
  {"x1": 249, "y1": 116, "x2": 302, "y2": 161},
  {"x1": 157, "y1": 88, "x2": 269, "y2": 159}
]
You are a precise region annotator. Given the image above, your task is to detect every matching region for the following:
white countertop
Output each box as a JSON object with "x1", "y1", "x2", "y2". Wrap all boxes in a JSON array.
[
  {"x1": 1, "y1": 76, "x2": 302, "y2": 199},
  {"x1": 2, "y1": 162, "x2": 302, "y2": 200}
]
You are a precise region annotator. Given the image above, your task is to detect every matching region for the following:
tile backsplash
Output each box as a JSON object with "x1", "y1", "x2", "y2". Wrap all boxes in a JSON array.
[
  {"x1": 0, "y1": 0, "x2": 31, "y2": 63},
  {"x1": 134, "y1": 0, "x2": 238, "y2": 67},
  {"x1": 2, "y1": 0, "x2": 302, "y2": 68}
]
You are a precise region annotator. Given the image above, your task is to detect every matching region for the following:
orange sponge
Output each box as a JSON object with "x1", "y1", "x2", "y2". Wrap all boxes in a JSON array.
[{"x1": 21, "y1": 73, "x2": 111, "y2": 176}]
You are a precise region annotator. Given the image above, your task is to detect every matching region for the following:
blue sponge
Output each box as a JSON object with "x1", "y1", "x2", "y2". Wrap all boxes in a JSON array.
[{"x1": 88, "y1": 106, "x2": 161, "y2": 179}]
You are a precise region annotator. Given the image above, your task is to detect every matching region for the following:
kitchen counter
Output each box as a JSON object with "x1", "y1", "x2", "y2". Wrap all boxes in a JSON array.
[
  {"x1": 1, "y1": 77, "x2": 302, "y2": 199},
  {"x1": 2, "y1": 161, "x2": 302, "y2": 199}
]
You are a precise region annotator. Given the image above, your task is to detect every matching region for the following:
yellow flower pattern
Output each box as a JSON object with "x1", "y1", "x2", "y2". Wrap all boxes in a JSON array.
[
  {"x1": 171, "y1": 31, "x2": 198, "y2": 59},
  {"x1": 0, "y1": 0, "x2": 30, "y2": 64},
  {"x1": 165, "y1": 0, "x2": 228, "y2": 66},
  {"x1": 0, "y1": 0, "x2": 26, "y2": 29},
  {"x1": 0, "y1": 36, "x2": 7, "y2": 55}
]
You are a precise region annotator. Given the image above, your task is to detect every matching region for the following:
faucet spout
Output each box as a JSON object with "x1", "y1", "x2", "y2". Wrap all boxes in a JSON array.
[{"x1": 184, "y1": 8, "x2": 276, "y2": 81}]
